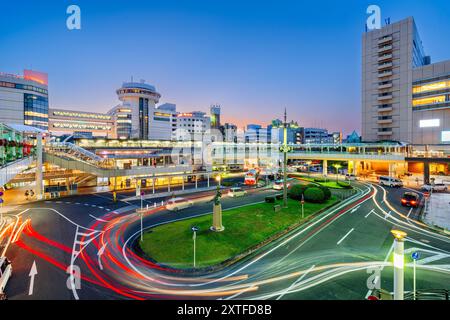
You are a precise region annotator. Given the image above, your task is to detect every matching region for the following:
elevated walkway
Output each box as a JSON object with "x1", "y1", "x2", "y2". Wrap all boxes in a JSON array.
[{"x1": 0, "y1": 156, "x2": 34, "y2": 186}]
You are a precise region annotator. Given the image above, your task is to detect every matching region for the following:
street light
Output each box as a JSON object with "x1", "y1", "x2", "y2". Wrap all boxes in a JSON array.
[
  {"x1": 215, "y1": 175, "x2": 221, "y2": 188},
  {"x1": 391, "y1": 229, "x2": 407, "y2": 300},
  {"x1": 191, "y1": 226, "x2": 199, "y2": 268},
  {"x1": 332, "y1": 163, "x2": 342, "y2": 182}
]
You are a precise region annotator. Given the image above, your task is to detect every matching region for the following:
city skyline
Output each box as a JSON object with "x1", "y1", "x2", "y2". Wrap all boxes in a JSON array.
[{"x1": 1, "y1": 0, "x2": 450, "y2": 135}]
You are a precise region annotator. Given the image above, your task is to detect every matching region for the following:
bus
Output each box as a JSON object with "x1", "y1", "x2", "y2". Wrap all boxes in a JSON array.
[{"x1": 244, "y1": 169, "x2": 259, "y2": 186}]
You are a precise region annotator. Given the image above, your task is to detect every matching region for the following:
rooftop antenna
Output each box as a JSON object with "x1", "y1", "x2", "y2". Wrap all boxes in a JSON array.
[{"x1": 385, "y1": 17, "x2": 391, "y2": 25}]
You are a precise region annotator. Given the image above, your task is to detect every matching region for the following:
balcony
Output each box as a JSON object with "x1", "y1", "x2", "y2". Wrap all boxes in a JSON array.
[
  {"x1": 378, "y1": 70, "x2": 393, "y2": 78},
  {"x1": 378, "y1": 45, "x2": 393, "y2": 53},
  {"x1": 378, "y1": 94, "x2": 393, "y2": 101},
  {"x1": 377, "y1": 130, "x2": 393, "y2": 136},
  {"x1": 378, "y1": 105, "x2": 393, "y2": 112},
  {"x1": 378, "y1": 118, "x2": 393, "y2": 124},
  {"x1": 378, "y1": 54, "x2": 393, "y2": 62},
  {"x1": 378, "y1": 36, "x2": 393, "y2": 45},
  {"x1": 378, "y1": 62, "x2": 393, "y2": 70},
  {"x1": 378, "y1": 83, "x2": 393, "y2": 90}
]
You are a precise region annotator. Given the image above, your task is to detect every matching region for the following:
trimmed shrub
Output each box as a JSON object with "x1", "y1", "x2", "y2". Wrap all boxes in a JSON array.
[
  {"x1": 317, "y1": 185, "x2": 331, "y2": 200},
  {"x1": 314, "y1": 177, "x2": 326, "y2": 183},
  {"x1": 288, "y1": 184, "x2": 307, "y2": 200},
  {"x1": 337, "y1": 181, "x2": 352, "y2": 189},
  {"x1": 304, "y1": 187, "x2": 325, "y2": 203},
  {"x1": 265, "y1": 196, "x2": 276, "y2": 203}
]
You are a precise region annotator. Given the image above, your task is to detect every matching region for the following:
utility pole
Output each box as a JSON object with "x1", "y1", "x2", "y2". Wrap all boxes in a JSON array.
[{"x1": 280, "y1": 108, "x2": 289, "y2": 208}]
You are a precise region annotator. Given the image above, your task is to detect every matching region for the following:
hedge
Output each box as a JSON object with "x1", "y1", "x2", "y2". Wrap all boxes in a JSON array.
[
  {"x1": 288, "y1": 184, "x2": 307, "y2": 200},
  {"x1": 304, "y1": 187, "x2": 326, "y2": 203},
  {"x1": 337, "y1": 181, "x2": 352, "y2": 189}
]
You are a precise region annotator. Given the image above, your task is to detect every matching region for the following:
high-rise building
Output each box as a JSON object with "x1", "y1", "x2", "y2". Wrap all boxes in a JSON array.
[
  {"x1": 0, "y1": 70, "x2": 49, "y2": 130},
  {"x1": 362, "y1": 17, "x2": 450, "y2": 144},
  {"x1": 210, "y1": 104, "x2": 221, "y2": 129},
  {"x1": 269, "y1": 119, "x2": 302, "y2": 144},
  {"x1": 245, "y1": 124, "x2": 270, "y2": 143},
  {"x1": 116, "y1": 81, "x2": 161, "y2": 139}
]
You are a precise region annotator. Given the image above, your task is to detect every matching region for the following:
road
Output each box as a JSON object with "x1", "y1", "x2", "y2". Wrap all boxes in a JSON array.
[{"x1": 1, "y1": 180, "x2": 449, "y2": 300}]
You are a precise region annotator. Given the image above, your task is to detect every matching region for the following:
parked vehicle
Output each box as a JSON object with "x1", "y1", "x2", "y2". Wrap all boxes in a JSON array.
[
  {"x1": 345, "y1": 174, "x2": 357, "y2": 181},
  {"x1": 379, "y1": 176, "x2": 403, "y2": 187},
  {"x1": 228, "y1": 187, "x2": 247, "y2": 198},
  {"x1": 166, "y1": 197, "x2": 194, "y2": 211},
  {"x1": 401, "y1": 192, "x2": 420, "y2": 208},
  {"x1": 244, "y1": 169, "x2": 259, "y2": 186},
  {"x1": 0, "y1": 257, "x2": 12, "y2": 299},
  {"x1": 421, "y1": 183, "x2": 448, "y2": 192}
]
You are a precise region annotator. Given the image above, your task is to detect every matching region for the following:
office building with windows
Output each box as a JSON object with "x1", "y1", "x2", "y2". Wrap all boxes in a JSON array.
[
  {"x1": 48, "y1": 108, "x2": 116, "y2": 138},
  {"x1": 0, "y1": 70, "x2": 49, "y2": 130},
  {"x1": 108, "y1": 104, "x2": 132, "y2": 139},
  {"x1": 362, "y1": 17, "x2": 450, "y2": 144},
  {"x1": 175, "y1": 111, "x2": 211, "y2": 141}
]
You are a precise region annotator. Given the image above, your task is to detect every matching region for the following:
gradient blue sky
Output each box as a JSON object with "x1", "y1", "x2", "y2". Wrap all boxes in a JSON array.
[{"x1": 1, "y1": 0, "x2": 449, "y2": 135}]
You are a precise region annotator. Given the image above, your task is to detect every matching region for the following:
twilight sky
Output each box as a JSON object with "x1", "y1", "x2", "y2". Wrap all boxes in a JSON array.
[{"x1": 1, "y1": 0, "x2": 449, "y2": 136}]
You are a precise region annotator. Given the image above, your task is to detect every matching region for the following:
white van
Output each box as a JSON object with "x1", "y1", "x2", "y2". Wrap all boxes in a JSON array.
[
  {"x1": 228, "y1": 187, "x2": 247, "y2": 197},
  {"x1": 166, "y1": 197, "x2": 194, "y2": 211},
  {"x1": 0, "y1": 257, "x2": 12, "y2": 299},
  {"x1": 379, "y1": 176, "x2": 403, "y2": 188}
]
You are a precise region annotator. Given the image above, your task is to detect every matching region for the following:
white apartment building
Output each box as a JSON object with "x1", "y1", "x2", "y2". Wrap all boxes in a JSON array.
[{"x1": 362, "y1": 17, "x2": 450, "y2": 144}]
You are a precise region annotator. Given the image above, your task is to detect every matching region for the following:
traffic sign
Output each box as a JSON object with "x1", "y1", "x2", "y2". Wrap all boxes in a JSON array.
[
  {"x1": 141, "y1": 191, "x2": 145, "y2": 196},
  {"x1": 191, "y1": 226, "x2": 199, "y2": 232},
  {"x1": 0, "y1": 199, "x2": 3, "y2": 204},
  {"x1": 412, "y1": 252, "x2": 420, "y2": 260}
]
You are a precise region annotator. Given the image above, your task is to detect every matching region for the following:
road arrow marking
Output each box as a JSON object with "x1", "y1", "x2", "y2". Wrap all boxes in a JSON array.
[
  {"x1": 28, "y1": 260, "x2": 37, "y2": 296},
  {"x1": 97, "y1": 242, "x2": 108, "y2": 270},
  {"x1": 351, "y1": 206, "x2": 361, "y2": 213}
]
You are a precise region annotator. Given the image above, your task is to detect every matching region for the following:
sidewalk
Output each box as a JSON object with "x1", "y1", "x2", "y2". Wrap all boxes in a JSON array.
[{"x1": 423, "y1": 193, "x2": 450, "y2": 231}]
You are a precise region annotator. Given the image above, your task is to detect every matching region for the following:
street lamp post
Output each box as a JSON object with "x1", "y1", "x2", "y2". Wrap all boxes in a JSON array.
[
  {"x1": 191, "y1": 226, "x2": 199, "y2": 268},
  {"x1": 333, "y1": 164, "x2": 342, "y2": 182},
  {"x1": 412, "y1": 251, "x2": 420, "y2": 300},
  {"x1": 391, "y1": 229, "x2": 407, "y2": 300},
  {"x1": 279, "y1": 108, "x2": 291, "y2": 208}
]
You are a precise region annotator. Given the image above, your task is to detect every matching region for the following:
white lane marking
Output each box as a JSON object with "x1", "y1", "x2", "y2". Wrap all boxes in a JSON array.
[
  {"x1": 365, "y1": 209, "x2": 375, "y2": 218},
  {"x1": 89, "y1": 214, "x2": 108, "y2": 223},
  {"x1": 276, "y1": 264, "x2": 316, "y2": 300},
  {"x1": 384, "y1": 210, "x2": 391, "y2": 220},
  {"x1": 97, "y1": 242, "x2": 108, "y2": 270},
  {"x1": 406, "y1": 208, "x2": 413, "y2": 219},
  {"x1": 337, "y1": 228, "x2": 355, "y2": 245},
  {"x1": 98, "y1": 206, "x2": 104, "y2": 209},
  {"x1": 75, "y1": 202, "x2": 80, "y2": 205},
  {"x1": 351, "y1": 206, "x2": 361, "y2": 213}
]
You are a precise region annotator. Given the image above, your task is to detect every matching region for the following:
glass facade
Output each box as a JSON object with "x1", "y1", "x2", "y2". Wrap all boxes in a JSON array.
[
  {"x1": 139, "y1": 97, "x2": 149, "y2": 139},
  {"x1": 24, "y1": 93, "x2": 48, "y2": 130}
]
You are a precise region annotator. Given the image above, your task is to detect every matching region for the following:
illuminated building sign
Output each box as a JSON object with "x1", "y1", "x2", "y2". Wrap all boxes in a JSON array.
[
  {"x1": 419, "y1": 119, "x2": 440, "y2": 128},
  {"x1": 52, "y1": 110, "x2": 111, "y2": 120},
  {"x1": 442, "y1": 131, "x2": 450, "y2": 142}
]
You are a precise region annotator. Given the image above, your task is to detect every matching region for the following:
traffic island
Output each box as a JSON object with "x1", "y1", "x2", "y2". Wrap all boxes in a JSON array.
[{"x1": 135, "y1": 196, "x2": 339, "y2": 272}]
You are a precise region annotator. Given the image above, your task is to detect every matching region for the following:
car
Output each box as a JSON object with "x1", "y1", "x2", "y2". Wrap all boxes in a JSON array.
[
  {"x1": 379, "y1": 176, "x2": 403, "y2": 187},
  {"x1": 165, "y1": 197, "x2": 194, "y2": 211},
  {"x1": 401, "y1": 192, "x2": 420, "y2": 208},
  {"x1": 345, "y1": 174, "x2": 357, "y2": 181},
  {"x1": 273, "y1": 180, "x2": 291, "y2": 190},
  {"x1": 421, "y1": 183, "x2": 448, "y2": 192},
  {"x1": 0, "y1": 257, "x2": 12, "y2": 299},
  {"x1": 228, "y1": 187, "x2": 247, "y2": 197}
]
